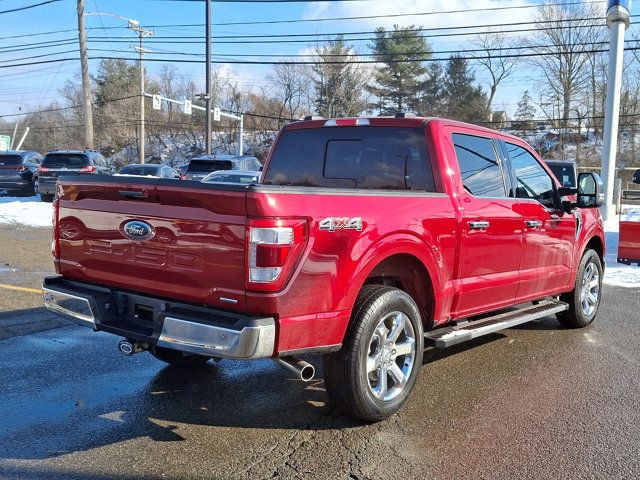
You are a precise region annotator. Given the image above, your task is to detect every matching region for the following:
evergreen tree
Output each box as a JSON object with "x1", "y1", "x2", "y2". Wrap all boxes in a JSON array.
[
  {"x1": 368, "y1": 25, "x2": 431, "y2": 115},
  {"x1": 514, "y1": 90, "x2": 537, "y2": 130},
  {"x1": 312, "y1": 36, "x2": 369, "y2": 118},
  {"x1": 442, "y1": 55, "x2": 490, "y2": 123},
  {"x1": 418, "y1": 62, "x2": 445, "y2": 117},
  {"x1": 92, "y1": 59, "x2": 139, "y2": 107},
  {"x1": 90, "y1": 59, "x2": 141, "y2": 151}
]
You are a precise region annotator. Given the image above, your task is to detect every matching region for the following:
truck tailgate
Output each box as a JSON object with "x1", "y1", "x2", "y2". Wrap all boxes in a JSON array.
[{"x1": 55, "y1": 177, "x2": 248, "y2": 310}]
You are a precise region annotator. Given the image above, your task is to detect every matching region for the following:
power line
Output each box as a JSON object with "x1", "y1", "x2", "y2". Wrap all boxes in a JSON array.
[
  {"x1": 1, "y1": 14, "x2": 626, "y2": 48},
  {"x1": 0, "y1": 94, "x2": 141, "y2": 119},
  {"x1": 0, "y1": 0, "x2": 62, "y2": 15}
]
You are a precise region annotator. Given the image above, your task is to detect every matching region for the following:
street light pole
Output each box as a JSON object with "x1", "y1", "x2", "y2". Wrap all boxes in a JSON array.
[
  {"x1": 77, "y1": 0, "x2": 94, "y2": 149},
  {"x1": 84, "y1": 13, "x2": 152, "y2": 163},
  {"x1": 130, "y1": 23, "x2": 154, "y2": 164},
  {"x1": 601, "y1": 0, "x2": 631, "y2": 220},
  {"x1": 205, "y1": 0, "x2": 212, "y2": 155}
]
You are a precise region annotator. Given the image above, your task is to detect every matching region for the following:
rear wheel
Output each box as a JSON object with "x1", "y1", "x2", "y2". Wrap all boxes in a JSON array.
[
  {"x1": 557, "y1": 249, "x2": 603, "y2": 328},
  {"x1": 30, "y1": 178, "x2": 39, "y2": 196},
  {"x1": 323, "y1": 285, "x2": 424, "y2": 422},
  {"x1": 151, "y1": 347, "x2": 212, "y2": 368}
]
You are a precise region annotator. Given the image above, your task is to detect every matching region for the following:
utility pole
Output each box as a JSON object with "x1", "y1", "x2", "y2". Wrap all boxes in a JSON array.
[
  {"x1": 601, "y1": 0, "x2": 631, "y2": 221},
  {"x1": 205, "y1": 0, "x2": 213, "y2": 155},
  {"x1": 77, "y1": 0, "x2": 94, "y2": 149},
  {"x1": 130, "y1": 23, "x2": 154, "y2": 164}
]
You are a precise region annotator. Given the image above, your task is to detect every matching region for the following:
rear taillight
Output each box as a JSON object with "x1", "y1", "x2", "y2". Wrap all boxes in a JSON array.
[
  {"x1": 79, "y1": 165, "x2": 96, "y2": 173},
  {"x1": 246, "y1": 218, "x2": 308, "y2": 292},
  {"x1": 52, "y1": 199, "x2": 60, "y2": 259},
  {"x1": 38, "y1": 166, "x2": 49, "y2": 173}
]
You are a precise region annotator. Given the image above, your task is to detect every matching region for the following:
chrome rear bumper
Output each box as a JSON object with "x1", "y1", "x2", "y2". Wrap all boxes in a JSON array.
[{"x1": 42, "y1": 277, "x2": 276, "y2": 359}]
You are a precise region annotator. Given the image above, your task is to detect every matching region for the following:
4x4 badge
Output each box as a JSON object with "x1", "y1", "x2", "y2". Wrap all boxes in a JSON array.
[{"x1": 319, "y1": 217, "x2": 363, "y2": 232}]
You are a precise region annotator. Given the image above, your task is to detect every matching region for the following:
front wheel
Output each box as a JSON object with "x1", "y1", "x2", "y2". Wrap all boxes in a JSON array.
[
  {"x1": 323, "y1": 285, "x2": 424, "y2": 422},
  {"x1": 557, "y1": 249, "x2": 603, "y2": 328},
  {"x1": 151, "y1": 346, "x2": 212, "y2": 368}
]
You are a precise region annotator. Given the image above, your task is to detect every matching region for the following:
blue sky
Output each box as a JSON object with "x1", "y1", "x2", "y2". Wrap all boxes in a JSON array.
[{"x1": 0, "y1": 0, "x2": 614, "y2": 121}]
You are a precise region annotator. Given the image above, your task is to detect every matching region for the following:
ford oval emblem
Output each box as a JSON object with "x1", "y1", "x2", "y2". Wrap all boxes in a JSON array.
[{"x1": 122, "y1": 220, "x2": 155, "y2": 241}]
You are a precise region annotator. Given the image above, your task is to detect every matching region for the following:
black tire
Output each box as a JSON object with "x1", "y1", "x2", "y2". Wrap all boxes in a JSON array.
[
  {"x1": 151, "y1": 346, "x2": 212, "y2": 368},
  {"x1": 40, "y1": 193, "x2": 54, "y2": 203},
  {"x1": 557, "y1": 249, "x2": 603, "y2": 328},
  {"x1": 323, "y1": 285, "x2": 424, "y2": 422},
  {"x1": 29, "y1": 178, "x2": 39, "y2": 197}
]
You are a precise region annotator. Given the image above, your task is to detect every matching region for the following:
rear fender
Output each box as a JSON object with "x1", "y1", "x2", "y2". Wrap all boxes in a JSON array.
[{"x1": 343, "y1": 233, "x2": 446, "y2": 328}]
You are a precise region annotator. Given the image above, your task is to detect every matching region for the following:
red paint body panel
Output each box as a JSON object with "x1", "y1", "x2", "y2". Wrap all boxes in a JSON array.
[
  {"x1": 618, "y1": 220, "x2": 640, "y2": 263},
  {"x1": 53, "y1": 117, "x2": 606, "y2": 356}
]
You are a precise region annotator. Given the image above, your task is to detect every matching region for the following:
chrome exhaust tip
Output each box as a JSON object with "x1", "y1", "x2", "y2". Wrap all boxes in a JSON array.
[
  {"x1": 118, "y1": 339, "x2": 148, "y2": 357},
  {"x1": 118, "y1": 340, "x2": 134, "y2": 356},
  {"x1": 278, "y1": 357, "x2": 315, "y2": 382}
]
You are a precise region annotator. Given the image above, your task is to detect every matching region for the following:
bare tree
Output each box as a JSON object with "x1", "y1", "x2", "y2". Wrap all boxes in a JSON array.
[
  {"x1": 472, "y1": 31, "x2": 518, "y2": 116},
  {"x1": 529, "y1": 2, "x2": 605, "y2": 132},
  {"x1": 267, "y1": 63, "x2": 312, "y2": 120}
]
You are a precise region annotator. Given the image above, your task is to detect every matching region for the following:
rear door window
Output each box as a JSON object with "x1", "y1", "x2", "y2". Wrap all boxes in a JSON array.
[
  {"x1": 452, "y1": 133, "x2": 506, "y2": 198},
  {"x1": 264, "y1": 127, "x2": 435, "y2": 191},
  {"x1": 42, "y1": 154, "x2": 89, "y2": 168},
  {"x1": 506, "y1": 143, "x2": 556, "y2": 208}
]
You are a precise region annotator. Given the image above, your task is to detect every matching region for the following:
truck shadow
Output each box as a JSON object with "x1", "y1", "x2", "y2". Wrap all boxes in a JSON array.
[
  {"x1": 0, "y1": 314, "x2": 566, "y2": 461},
  {"x1": 0, "y1": 355, "x2": 360, "y2": 460}
]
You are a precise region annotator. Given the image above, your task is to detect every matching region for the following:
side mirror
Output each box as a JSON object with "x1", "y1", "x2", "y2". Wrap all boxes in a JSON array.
[
  {"x1": 577, "y1": 172, "x2": 605, "y2": 208},
  {"x1": 633, "y1": 168, "x2": 640, "y2": 185}
]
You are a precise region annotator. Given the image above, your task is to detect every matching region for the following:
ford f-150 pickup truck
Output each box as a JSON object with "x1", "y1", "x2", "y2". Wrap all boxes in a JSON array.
[{"x1": 43, "y1": 116, "x2": 606, "y2": 421}]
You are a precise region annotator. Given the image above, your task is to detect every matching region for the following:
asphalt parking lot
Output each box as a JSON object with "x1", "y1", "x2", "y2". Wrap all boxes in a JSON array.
[{"x1": 1, "y1": 224, "x2": 639, "y2": 480}]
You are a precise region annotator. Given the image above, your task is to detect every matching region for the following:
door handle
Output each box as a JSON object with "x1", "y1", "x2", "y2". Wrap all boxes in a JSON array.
[
  {"x1": 468, "y1": 220, "x2": 490, "y2": 230},
  {"x1": 525, "y1": 220, "x2": 543, "y2": 229}
]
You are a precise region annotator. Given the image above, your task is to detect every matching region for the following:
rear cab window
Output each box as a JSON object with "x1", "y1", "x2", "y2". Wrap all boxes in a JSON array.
[
  {"x1": 120, "y1": 165, "x2": 161, "y2": 176},
  {"x1": 0, "y1": 155, "x2": 24, "y2": 166},
  {"x1": 42, "y1": 154, "x2": 90, "y2": 168},
  {"x1": 547, "y1": 162, "x2": 576, "y2": 188},
  {"x1": 188, "y1": 160, "x2": 233, "y2": 173},
  {"x1": 263, "y1": 127, "x2": 435, "y2": 191}
]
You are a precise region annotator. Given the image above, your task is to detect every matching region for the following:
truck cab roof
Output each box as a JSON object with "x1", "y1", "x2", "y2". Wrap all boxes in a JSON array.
[{"x1": 285, "y1": 116, "x2": 529, "y2": 145}]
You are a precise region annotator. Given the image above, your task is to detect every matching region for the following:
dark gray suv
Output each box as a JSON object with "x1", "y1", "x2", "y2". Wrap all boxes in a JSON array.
[
  {"x1": 184, "y1": 155, "x2": 262, "y2": 181},
  {"x1": 0, "y1": 150, "x2": 43, "y2": 196},
  {"x1": 38, "y1": 150, "x2": 111, "y2": 202}
]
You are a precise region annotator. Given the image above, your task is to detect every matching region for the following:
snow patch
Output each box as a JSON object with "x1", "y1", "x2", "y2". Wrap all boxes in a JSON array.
[
  {"x1": 603, "y1": 206, "x2": 640, "y2": 288},
  {"x1": 0, "y1": 196, "x2": 52, "y2": 228}
]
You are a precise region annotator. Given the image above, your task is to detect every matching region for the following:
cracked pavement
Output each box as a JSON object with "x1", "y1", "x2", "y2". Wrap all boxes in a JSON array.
[{"x1": 1, "y1": 225, "x2": 639, "y2": 479}]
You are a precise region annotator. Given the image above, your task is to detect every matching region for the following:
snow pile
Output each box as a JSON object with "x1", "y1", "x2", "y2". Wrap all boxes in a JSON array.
[
  {"x1": 603, "y1": 206, "x2": 640, "y2": 288},
  {"x1": 0, "y1": 196, "x2": 52, "y2": 228}
]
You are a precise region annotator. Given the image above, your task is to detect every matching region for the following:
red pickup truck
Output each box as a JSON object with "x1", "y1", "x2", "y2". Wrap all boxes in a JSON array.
[{"x1": 43, "y1": 116, "x2": 606, "y2": 421}]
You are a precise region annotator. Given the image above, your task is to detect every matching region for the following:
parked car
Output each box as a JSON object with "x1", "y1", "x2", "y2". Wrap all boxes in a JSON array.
[
  {"x1": 43, "y1": 116, "x2": 605, "y2": 422},
  {"x1": 37, "y1": 150, "x2": 110, "y2": 202},
  {"x1": 545, "y1": 159, "x2": 577, "y2": 189},
  {"x1": 202, "y1": 170, "x2": 261, "y2": 184},
  {"x1": 0, "y1": 150, "x2": 43, "y2": 196},
  {"x1": 116, "y1": 164, "x2": 183, "y2": 180},
  {"x1": 633, "y1": 168, "x2": 640, "y2": 184},
  {"x1": 184, "y1": 154, "x2": 262, "y2": 181}
]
